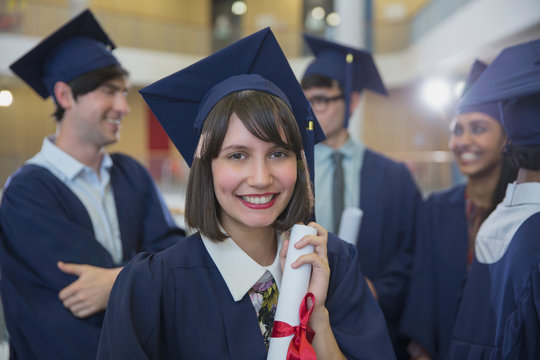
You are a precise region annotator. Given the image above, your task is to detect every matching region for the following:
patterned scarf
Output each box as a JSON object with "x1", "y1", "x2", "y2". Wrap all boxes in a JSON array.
[{"x1": 249, "y1": 275, "x2": 279, "y2": 348}]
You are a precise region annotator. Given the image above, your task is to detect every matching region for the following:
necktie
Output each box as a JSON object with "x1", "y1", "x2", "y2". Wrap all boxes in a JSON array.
[
  {"x1": 332, "y1": 151, "x2": 345, "y2": 233},
  {"x1": 249, "y1": 277, "x2": 279, "y2": 348}
]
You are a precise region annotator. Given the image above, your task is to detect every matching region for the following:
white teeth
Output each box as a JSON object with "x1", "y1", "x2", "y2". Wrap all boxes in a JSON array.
[
  {"x1": 242, "y1": 195, "x2": 273, "y2": 204},
  {"x1": 460, "y1": 152, "x2": 478, "y2": 161},
  {"x1": 106, "y1": 118, "x2": 121, "y2": 125}
]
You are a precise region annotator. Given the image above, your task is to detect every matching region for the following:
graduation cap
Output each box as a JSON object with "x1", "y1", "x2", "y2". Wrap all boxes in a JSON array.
[
  {"x1": 139, "y1": 27, "x2": 326, "y2": 183},
  {"x1": 462, "y1": 60, "x2": 487, "y2": 95},
  {"x1": 10, "y1": 8, "x2": 120, "y2": 99},
  {"x1": 457, "y1": 60, "x2": 500, "y2": 122},
  {"x1": 459, "y1": 39, "x2": 540, "y2": 145},
  {"x1": 302, "y1": 34, "x2": 388, "y2": 128}
]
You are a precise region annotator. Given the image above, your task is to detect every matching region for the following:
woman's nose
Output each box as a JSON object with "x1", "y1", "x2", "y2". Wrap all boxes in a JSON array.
[
  {"x1": 455, "y1": 130, "x2": 473, "y2": 146},
  {"x1": 247, "y1": 160, "x2": 273, "y2": 187}
]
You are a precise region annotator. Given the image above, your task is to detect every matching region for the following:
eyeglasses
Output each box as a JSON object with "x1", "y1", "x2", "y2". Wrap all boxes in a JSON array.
[{"x1": 307, "y1": 94, "x2": 344, "y2": 111}]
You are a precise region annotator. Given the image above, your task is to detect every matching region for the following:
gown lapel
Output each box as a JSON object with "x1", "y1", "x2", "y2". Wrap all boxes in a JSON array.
[{"x1": 211, "y1": 267, "x2": 268, "y2": 359}]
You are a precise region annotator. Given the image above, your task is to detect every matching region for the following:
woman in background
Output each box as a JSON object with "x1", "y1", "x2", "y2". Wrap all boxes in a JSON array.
[
  {"x1": 446, "y1": 37, "x2": 540, "y2": 360},
  {"x1": 400, "y1": 60, "x2": 518, "y2": 359}
]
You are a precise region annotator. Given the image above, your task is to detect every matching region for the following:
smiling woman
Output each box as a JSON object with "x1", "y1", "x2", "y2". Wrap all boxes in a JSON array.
[
  {"x1": 400, "y1": 60, "x2": 519, "y2": 360},
  {"x1": 210, "y1": 111, "x2": 298, "y2": 236},
  {"x1": 449, "y1": 111, "x2": 506, "y2": 179},
  {"x1": 187, "y1": 89, "x2": 308, "y2": 242},
  {"x1": 97, "y1": 28, "x2": 396, "y2": 359}
]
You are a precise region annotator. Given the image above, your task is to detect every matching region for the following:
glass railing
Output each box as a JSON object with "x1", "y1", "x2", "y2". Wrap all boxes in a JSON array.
[
  {"x1": 0, "y1": 1, "x2": 306, "y2": 57},
  {"x1": 0, "y1": 2, "x2": 212, "y2": 55}
]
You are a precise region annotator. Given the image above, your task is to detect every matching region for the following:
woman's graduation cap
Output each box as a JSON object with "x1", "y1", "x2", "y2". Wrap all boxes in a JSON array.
[
  {"x1": 459, "y1": 39, "x2": 540, "y2": 145},
  {"x1": 457, "y1": 60, "x2": 500, "y2": 122},
  {"x1": 302, "y1": 34, "x2": 388, "y2": 128},
  {"x1": 10, "y1": 9, "x2": 120, "y2": 99},
  {"x1": 139, "y1": 27, "x2": 326, "y2": 182}
]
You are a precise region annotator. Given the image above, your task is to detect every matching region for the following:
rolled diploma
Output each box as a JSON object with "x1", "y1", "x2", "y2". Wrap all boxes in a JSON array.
[
  {"x1": 267, "y1": 224, "x2": 317, "y2": 360},
  {"x1": 337, "y1": 207, "x2": 363, "y2": 245}
]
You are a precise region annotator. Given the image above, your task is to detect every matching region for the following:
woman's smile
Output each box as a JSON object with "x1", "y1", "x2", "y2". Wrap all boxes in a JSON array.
[{"x1": 238, "y1": 193, "x2": 279, "y2": 209}]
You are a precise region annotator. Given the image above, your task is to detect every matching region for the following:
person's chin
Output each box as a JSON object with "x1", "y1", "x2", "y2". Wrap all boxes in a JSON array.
[
  {"x1": 241, "y1": 210, "x2": 281, "y2": 229},
  {"x1": 103, "y1": 137, "x2": 119, "y2": 147}
]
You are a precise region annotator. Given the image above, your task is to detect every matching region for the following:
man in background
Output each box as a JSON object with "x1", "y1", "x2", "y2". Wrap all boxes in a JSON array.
[
  {"x1": 0, "y1": 9, "x2": 184, "y2": 359},
  {"x1": 301, "y1": 34, "x2": 421, "y2": 358}
]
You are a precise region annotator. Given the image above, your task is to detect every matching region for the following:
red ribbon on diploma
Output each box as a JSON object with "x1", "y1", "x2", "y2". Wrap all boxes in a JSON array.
[{"x1": 271, "y1": 292, "x2": 317, "y2": 360}]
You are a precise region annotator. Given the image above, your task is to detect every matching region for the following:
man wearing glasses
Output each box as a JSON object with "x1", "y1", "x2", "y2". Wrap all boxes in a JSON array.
[{"x1": 301, "y1": 34, "x2": 421, "y2": 360}]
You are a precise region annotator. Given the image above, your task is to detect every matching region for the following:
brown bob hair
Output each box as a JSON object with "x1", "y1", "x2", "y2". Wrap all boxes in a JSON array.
[{"x1": 185, "y1": 89, "x2": 314, "y2": 241}]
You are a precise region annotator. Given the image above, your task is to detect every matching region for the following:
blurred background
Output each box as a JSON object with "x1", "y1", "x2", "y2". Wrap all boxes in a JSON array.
[
  {"x1": 0, "y1": 0, "x2": 540, "y2": 216},
  {"x1": 0, "y1": 0, "x2": 539, "y2": 356}
]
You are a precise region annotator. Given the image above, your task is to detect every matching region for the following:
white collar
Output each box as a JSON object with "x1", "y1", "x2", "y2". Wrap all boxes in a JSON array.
[
  {"x1": 504, "y1": 181, "x2": 540, "y2": 206},
  {"x1": 315, "y1": 137, "x2": 364, "y2": 160},
  {"x1": 201, "y1": 233, "x2": 283, "y2": 302},
  {"x1": 36, "y1": 136, "x2": 113, "y2": 181}
]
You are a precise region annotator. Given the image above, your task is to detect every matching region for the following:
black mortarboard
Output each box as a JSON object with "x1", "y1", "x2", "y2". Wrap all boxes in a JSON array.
[
  {"x1": 10, "y1": 9, "x2": 119, "y2": 99},
  {"x1": 303, "y1": 34, "x2": 387, "y2": 128},
  {"x1": 460, "y1": 39, "x2": 540, "y2": 145},
  {"x1": 139, "y1": 28, "x2": 325, "y2": 182},
  {"x1": 458, "y1": 60, "x2": 500, "y2": 122}
]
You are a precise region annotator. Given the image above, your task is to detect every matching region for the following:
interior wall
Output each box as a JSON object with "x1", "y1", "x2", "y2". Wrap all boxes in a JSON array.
[
  {"x1": 0, "y1": 81, "x2": 55, "y2": 184},
  {"x1": 374, "y1": 19, "x2": 411, "y2": 53},
  {"x1": 363, "y1": 86, "x2": 450, "y2": 152},
  {"x1": 92, "y1": 0, "x2": 211, "y2": 54},
  {"x1": 361, "y1": 85, "x2": 457, "y2": 195},
  {"x1": 242, "y1": 0, "x2": 304, "y2": 57},
  {"x1": 91, "y1": 0, "x2": 209, "y2": 25},
  {"x1": 9, "y1": 0, "x2": 212, "y2": 55}
]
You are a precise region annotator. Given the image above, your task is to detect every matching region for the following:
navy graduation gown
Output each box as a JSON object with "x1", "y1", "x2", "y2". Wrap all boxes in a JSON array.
[
  {"x1": 356, "y1": 149, "x2": 421, "y2": 355},
  {"x1": 447, "y1": 212, "x2": 540, "y2": 359},
  {"x1": 400, "y1": 185, "x2": 469, "y2": 358},
  {"x1": 97, "y1": 232, "x2": 396, "y2": 359},
  {"x1": 0, "y1": 154, "x2": 185, "y2": 360}
]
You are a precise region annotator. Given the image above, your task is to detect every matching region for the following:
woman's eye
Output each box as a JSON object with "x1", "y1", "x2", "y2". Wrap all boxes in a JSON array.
[
  {"x1": 270, "y1": 151, "x2": 288, "y2": 159},
  {"x1": 472, "y1": 125, "x2": 487, "y2": 134},
  {"x1": 228, "y1": 153, "x2": 245, "y2": 160},
  {"x1": 451, "y1": 125, "x2": 463, "y2": 136}
]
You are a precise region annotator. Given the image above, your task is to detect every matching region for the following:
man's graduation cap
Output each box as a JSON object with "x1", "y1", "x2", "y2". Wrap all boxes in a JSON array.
[
  {"x1": 10, "y1": 9, "x2": 120, "y2": 99},
  {"x1": 303, "y1": 34, "x2": 387, "y2": 128}
]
